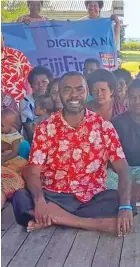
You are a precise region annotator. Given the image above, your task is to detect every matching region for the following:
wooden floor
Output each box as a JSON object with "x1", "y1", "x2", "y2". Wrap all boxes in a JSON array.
[{"x1": 1, "y1": 204, "x2": 140, "y2": 267}]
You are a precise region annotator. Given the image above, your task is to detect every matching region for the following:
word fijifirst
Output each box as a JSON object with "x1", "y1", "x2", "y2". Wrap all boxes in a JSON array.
[{"x1": 46, "y1": 37, "x2": 113, "y2": 48}]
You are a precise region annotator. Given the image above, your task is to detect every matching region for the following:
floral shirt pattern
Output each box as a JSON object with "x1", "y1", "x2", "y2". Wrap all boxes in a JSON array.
[
  {"x1": 28, "y1": 110, "x2": 125, "y2": 203},
  {"x1": 2, "y1": 47, "x2": 32, "y2": 102}
]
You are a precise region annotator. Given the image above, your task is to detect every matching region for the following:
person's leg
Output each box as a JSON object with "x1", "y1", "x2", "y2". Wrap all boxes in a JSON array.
[
  {"x1": 1, "y1": 191, "x2": 7, "y2": 209},
  {"x1": 27, "y1": 190, "x2": 120, "y2": 235},
  {"x1": 27, "y1": 201, "x2": 117, "y2": 234},
  {"x1": 11, "y1": 189, "x2": 34, "y2": 226}
]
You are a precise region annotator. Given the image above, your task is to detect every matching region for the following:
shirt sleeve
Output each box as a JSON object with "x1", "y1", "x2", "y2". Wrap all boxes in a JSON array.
[
  {"x1": 102, "y1": 121, "x2": 125, "y2": 163},
  {"x1": 28, "y1": 123, "x2": 48, "y2": 166}
]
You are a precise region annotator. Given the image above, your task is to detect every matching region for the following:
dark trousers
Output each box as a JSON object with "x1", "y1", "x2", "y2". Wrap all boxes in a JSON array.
[{"x1": 11, "y1": 189, "x2": 137, "y2": 227}]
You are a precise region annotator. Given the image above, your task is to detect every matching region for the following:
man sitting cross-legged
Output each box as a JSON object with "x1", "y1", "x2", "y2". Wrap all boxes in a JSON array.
[{"x1": 11, "y1": 71, "x2": 137, "y2": 237}]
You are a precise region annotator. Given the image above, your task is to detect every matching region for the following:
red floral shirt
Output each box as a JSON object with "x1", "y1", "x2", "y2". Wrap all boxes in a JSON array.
[
  {"x1": 1, "y1": 47, "x2": 32, "y2": 102},
  {"x1": 28, "y1": 110, "x2": 125, "y2": 203}
]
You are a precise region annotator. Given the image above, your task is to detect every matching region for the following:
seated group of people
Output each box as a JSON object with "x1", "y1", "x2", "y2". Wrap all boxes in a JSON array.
[{"x1": 1, "y1": 57, "x2": 140, "y2": 238}]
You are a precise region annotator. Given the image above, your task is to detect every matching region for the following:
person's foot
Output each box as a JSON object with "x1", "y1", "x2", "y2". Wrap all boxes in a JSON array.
[{"x1": 27, "y1": 220, "x2": 44, "y2": 232}]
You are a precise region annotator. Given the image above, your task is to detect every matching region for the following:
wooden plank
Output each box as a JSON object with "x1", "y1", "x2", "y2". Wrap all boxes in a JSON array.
[
  {"x1": 91, "y1": 234, "x2": 123, "y2": 267},
  {"x1": 63, "y1": 230, "x2": 100, "y2": 267},
  {"x1": 36, "y1": 227, "x2": 78, "y2": 267},
  {"x1": 1, "y1": 222, "x2": 29, "y2": 267},
  {"x1": 1, "y1": 204, "x2": 15, "y2": 236},
  {"x1": 119, "y1": 209, "x2": 140, "y2": 267},
  {"x1": 7, "y1": 226, "x2": 56, "y2": 267}
]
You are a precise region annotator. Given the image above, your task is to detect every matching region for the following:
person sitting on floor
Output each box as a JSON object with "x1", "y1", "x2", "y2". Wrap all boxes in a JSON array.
[
  {"x1": 20, "y1": 66, "x2": 53, "y2": 143},
  {"x1": 109, "y1": 79, "x2": 140, "y2": 201},
  {"x1": 1, "y1": 108, "x2": 30, "y2": 209},
  {"x1": 47, "y1": 78, "x2": 63, "y2": 112},
  {"x1": 83, "y1": 58, "x2": 101, "y2": 80},
  {"x1": 1, "y1": 92, "x2": 22, "y2": 132},
  {"x1": 1, "y1": 108, "x2": 30, "y2": 170},
  {"x1": 113, "y1": 68, "x2": 132, "y2": 114},
  {"x1": 83, "y1": 58, "x2": 101, "y2": 103},
  {"x1": 33, "y1": 95, "x2": 54, "y2": 131},
  {"x1": 11, "y1": 71, "x2": 137, "y2": 236},
  {"x1": 87, "y1": 69, "x2": 120, "y2": 121}
]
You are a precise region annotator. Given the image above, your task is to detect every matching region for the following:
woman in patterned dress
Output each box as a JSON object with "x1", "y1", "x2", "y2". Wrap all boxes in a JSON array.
[{"x1": 17, "y1": 1, "x2": 47, "y2": 24}]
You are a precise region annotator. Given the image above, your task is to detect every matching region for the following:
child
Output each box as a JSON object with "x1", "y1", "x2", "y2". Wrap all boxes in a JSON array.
[
  {"x1": 33, "y1": 95, "x2": 54, "y2": 129},
  {"x1": 1, "y1": 108, "x2": 30, "y2": 209}
]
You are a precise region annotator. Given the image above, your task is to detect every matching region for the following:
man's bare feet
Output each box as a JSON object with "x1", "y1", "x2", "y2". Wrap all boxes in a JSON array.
[
  {"x1": 26, "y1": 202, "x2": 118, "y2": 236},
  {"x1": 27, "y1": 202, "x2": 72, "y2": 232},
  {"x1": 27, "y1": 220, "x2": 44, "y2": 232}
]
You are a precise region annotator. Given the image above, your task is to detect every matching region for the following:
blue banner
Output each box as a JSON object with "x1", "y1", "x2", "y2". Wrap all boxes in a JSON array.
[{"x1": 2, "y1": 19, "x2": 117, "y2": 77}]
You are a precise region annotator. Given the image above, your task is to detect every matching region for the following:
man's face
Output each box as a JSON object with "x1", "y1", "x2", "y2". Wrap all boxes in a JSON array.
[
  {"x1": 32, "y1": 74, "x2": 49, "y2": 96},
  {"x1": 84, "y1": 62, "x2": 99, "y2": 79},
  {"x1": 59, "y1": 75, "x2": 88, "y2": 114},
  {"x1": 87, "y1": 1, "x2": 100, "y2": 18},
  {"x1": 129, "y1": 88, "x2": 140, "y2": 115}
]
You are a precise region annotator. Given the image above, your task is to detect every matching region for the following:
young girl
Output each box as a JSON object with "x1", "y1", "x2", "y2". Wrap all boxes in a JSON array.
[{"x1": 1, "y1": 108, "x2": 30, "y2": 209}]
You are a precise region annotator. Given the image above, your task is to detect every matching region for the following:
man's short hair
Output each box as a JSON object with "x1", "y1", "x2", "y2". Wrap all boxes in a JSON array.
[
  {"x1": 84, "y1": 58, "x2": 101, "y2": 69},
  {"x1": 87, "y1": 69, "x2": 117, "y2": 95},
  {"x1": 128, "y1": 79, "x2": 140, "y2": 94},
  {"x1": 28, "y1": 66, "x2": 53, "y2": 86},
  {"x1": 59, "y1": 71, "x2": 87, "y2": 87},
  {"x1": 85, "y1": 1, "x2": 104, "y2": 9},
  {"x1": 113, "y1": 68, "x2": 132, "y2": 86}
]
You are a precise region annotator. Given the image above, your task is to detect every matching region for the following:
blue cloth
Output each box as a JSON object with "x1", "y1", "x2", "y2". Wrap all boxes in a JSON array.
[
  {"x1": 2, "y1": 19, "x2": 117, "y2": 76},
  {"x1": 18, "y1": 140, "x2": 31, "y2": 160},
  {"x1": 87, "y1": 95, "x2": 93, "y2": 103}
]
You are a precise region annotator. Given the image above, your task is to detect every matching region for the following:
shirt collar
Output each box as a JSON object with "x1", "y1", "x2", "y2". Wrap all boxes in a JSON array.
[{"x1": 59, "y1": 108, "x2": 90, "y2": 129}]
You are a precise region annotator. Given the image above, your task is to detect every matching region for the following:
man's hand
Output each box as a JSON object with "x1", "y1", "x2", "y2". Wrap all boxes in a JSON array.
[
  {"x1": 117, "y1": 210, "x2": 133, "y2": 237},
  {"x1": 110, "y1": 14, "x2": 120, "y2": 24},
  {"x1": 34, "y1": 197, "x2": 52, "y2": 227}
]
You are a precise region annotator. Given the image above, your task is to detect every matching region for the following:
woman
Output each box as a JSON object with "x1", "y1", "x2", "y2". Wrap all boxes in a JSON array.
[
  {"x1": 87, "y1": 69, "x2": 122, "y2": 121},
  {"x1": 108, "y1": 79, "x2": 140, "y2": 202},
  {"x1": 17, "y1": 1, "x2": 47, "y2": 24},
  {"x1": 84, "y1": 1, "x2": 120, "y2": 44},
  {"x1": 20, "y1": 66, "x2": 53, "y2": 143}
]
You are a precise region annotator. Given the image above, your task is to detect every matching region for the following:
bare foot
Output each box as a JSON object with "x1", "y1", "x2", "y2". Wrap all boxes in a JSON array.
[{"x1": 27, "y1": 220, "x2": 44, "y2": 232}]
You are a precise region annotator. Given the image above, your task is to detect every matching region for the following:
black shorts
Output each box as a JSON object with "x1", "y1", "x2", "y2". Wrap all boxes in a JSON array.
[{"x1": 11, "y1": 189, "x2": 137, "y2": 227}]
